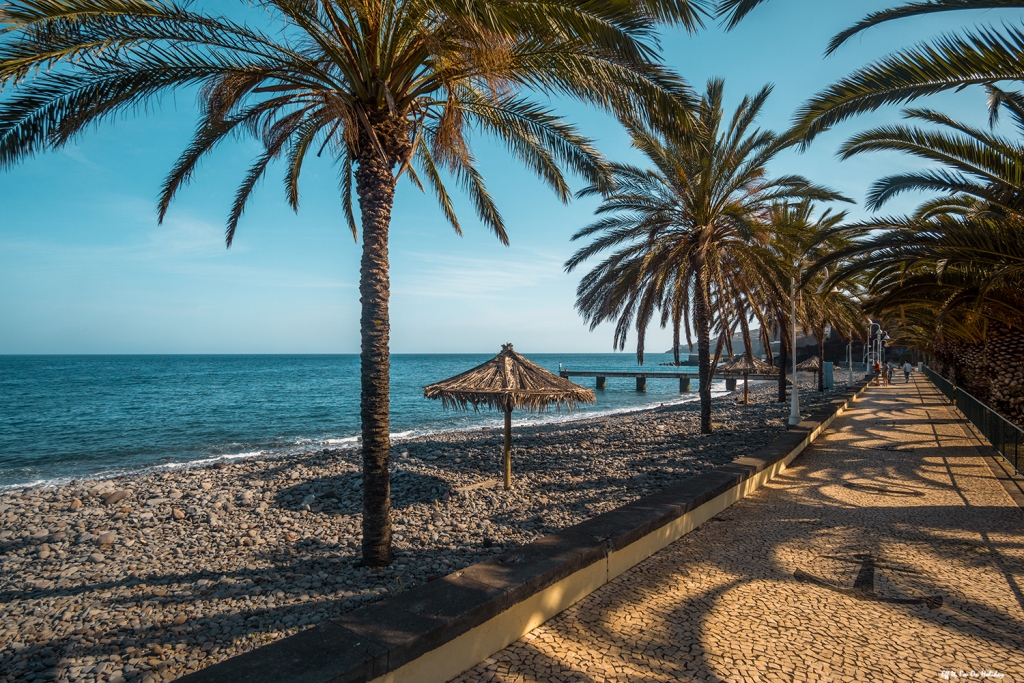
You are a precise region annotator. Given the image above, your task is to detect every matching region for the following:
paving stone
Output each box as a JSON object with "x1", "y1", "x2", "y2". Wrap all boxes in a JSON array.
[{"x1": 451, "y1": 378, "x2": 1024, "y2": 683}]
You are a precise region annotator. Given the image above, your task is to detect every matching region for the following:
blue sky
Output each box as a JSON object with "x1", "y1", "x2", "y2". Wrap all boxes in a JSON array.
[{"x1": 0, "y1": 1, "x2": 1014, "y2": 354}]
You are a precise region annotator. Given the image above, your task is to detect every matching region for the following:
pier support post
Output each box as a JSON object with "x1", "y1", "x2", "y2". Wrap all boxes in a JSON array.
[
  {"x1": 726, "y1": 377, "x2": 737, "y2": 391},
  {"x1": 679, "y1": 377, "x2": 690, "y2": 392},
  {"x1": 596, "y1": 376, "x2": 606, "y2": 390},
  {"x1": 636, "y1": 376, "x2": 647, "y2": 392}
]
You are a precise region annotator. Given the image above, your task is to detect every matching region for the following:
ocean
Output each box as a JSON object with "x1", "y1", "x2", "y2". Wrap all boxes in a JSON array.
[{"x1": 0, "y1": 354, "x2": 726, "y2": 490}]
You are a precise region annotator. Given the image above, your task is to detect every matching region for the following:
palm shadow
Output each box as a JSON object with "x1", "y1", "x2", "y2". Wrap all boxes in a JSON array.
[{"x1": 273, "y1": 470, "x2": 453, "y2": 514}]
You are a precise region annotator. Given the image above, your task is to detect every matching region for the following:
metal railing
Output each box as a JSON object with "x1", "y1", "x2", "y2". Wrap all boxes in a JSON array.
[
  {"x1": 923, "y1": 366, "x2": 1022, "y2": 477},
  {"x1": 925, "y1": 366, "x2": 956, "y2": 402}
]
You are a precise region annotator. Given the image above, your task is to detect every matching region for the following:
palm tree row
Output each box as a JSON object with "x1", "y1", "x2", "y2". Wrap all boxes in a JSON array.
[
  {"x1": 806, "y1": 88, "x2": 1024, "y2": 420},
  {"x1": 813, "y1": 90, "x2": 1024, "y2": 339},
  {"x1": 566, "y1": 80, "x2": 858, "y2": 434},
  {"x1": 718, "y1": 0, "x2": 1024, "y2": 408}
]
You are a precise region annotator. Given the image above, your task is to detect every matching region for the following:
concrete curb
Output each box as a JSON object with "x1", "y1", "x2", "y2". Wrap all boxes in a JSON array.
[{"x1": 177, "y1": 379, "x2": 872, "y2": 683}]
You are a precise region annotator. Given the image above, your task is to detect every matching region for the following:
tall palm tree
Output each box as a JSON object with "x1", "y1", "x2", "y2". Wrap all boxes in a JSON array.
[
  {"x1": 566, "y1": 79, "x2": 847, "y2": 434},
  {"x1": 757, "y1": 201, "x2": 862, "y2": 394},
  {"x1": 777, "y1": 203, "x2": 865, "y2": 391},
  {"x1": 0, "y1": 0, "x2": 703, "y2": 566}
]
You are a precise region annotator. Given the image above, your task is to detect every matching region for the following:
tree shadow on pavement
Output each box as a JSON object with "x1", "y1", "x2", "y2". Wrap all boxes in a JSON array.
[{"x1": 463, "y1": 377, "x2": 1024, "y2": 682}]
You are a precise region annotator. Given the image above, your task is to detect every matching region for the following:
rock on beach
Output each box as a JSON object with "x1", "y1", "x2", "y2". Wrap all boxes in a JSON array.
[{"x1": 0, "y1": 377, "x2": 844, "y2": 682}]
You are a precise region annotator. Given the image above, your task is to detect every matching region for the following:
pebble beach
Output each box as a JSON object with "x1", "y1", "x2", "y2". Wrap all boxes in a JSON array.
[{"x1": 0, "y1": 377, "x2": 847, "y2": 683}]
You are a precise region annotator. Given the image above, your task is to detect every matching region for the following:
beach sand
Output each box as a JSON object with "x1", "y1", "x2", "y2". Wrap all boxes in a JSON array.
[{"x1": 0, "y1": 376, "x2": 847, "y2": 683}]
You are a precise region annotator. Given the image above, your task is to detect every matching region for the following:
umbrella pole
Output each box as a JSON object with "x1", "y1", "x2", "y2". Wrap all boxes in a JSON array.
[
  {"x1": 743, "y1": 373, "x2": 749, "y2": 405},
  {"x1": 503, "y1": 407, "x2": 512, "y2": 490}
]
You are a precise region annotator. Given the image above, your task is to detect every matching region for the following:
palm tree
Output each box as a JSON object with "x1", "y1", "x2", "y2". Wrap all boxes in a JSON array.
[
  {"x1": 804, "y1": 97, "x2": 1024, "y2": 417},
  {"x1": 775, "y1": 203, "x2": 865, "y2": 391},
  {"x1": 566, "y1": 79, "x2": 847, "y2": 433},
  {"x1": 818, "y1": 209, "x2": 1024, "y2": 416},
  {"x1": 810, "y1": 95, "x2": 1024, "y2": 339},
  {"x1": 0, "y1": 0, "x2": 703, "y2": 566},
  {"x1": 794, "y1": 1, "x2": 1024, "y2": 142}
]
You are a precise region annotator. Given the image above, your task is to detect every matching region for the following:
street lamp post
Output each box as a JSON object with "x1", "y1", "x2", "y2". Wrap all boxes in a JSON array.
[
  {"x1": 788, "y1": 272, "x2": 801, "y2": 426},
  {"x1": 881, "y1": 332, "x2": 890, "y2": 383},
  {"x1": 868, "y1": 322, "x2": 882, "y2": 383}
]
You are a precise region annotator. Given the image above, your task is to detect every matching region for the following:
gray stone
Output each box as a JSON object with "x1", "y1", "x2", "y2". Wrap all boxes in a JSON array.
[{"x1": 104, "y1": 490, "x2": 129, "y2": 506}]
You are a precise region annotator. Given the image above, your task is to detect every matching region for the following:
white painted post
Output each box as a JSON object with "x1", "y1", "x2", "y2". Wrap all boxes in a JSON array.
[{"x1": 789, "y1": 273, "x2": 801, "y2": 426}]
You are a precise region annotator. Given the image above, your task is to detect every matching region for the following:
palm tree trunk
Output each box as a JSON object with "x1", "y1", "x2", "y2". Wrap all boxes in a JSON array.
[
  {"x1": 762, "y1": 326, "x2": 774, "y2": 367},
  {"x1": 694, "y1": 272, "x2": 713, "y2": 434},
  {"x1": 739, "y1": 310, "x2": 753, "y2": 361},
  {"x1": 672, "y1": 313, "x2": 681, "y2": 366},
  {"x1": 778, "y1": 330, "x2": 788, "y2": 403},
  {"x1": 355, "y1": 150, "x2": 396, "y2": 568}
]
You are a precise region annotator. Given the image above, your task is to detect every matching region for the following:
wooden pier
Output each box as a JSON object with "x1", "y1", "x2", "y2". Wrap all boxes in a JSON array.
[{"x1": 558, "y1": 369, "x2": 778, "y2": 392}]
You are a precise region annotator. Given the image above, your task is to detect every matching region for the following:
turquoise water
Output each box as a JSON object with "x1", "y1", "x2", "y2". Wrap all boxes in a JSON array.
[{"x1": 0, "y1": 354, "x2": 723, "y2": 490}]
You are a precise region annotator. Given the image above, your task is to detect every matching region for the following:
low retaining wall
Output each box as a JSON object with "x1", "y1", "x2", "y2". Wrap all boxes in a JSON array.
[{"x1": 179, "y1": 380, "x2": 870, "y2": 683}]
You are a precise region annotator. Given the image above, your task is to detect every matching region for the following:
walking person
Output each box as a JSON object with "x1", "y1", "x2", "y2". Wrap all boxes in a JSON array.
[
  {"x1": 887, "y1": 362, "x2": 895, "y2": 385},
  {"x1": 903, "y1": 360, "x2": 913, "y2": 383}
]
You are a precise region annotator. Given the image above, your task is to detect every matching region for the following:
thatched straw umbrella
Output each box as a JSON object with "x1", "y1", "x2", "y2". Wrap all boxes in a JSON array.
[
  {"x1": 796, "y1": 356, "x2": 822, "y2": 389},
  {"x1": 424, "y1": 344, "x2": 595, "y2": 489},
  {"x1": 719, "y1": 356, "x2": 778, "y2": 405}
]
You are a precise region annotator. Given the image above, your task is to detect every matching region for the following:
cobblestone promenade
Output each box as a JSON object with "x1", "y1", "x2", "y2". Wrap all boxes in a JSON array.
[{"x1": 451, "y1": 377, "x2": 1024, "y2": 683}]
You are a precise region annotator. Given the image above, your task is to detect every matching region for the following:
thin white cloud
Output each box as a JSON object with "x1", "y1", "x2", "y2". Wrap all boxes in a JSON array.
[
  {"x1": 59, "y1": 145, "x2": 103, "y2": 170},
  {"x1": 393, "y1": 249, "x2": 565, "y2": 299},
  {"x1": 0, "y1": 215, "x2": 353, "y2": 290}
]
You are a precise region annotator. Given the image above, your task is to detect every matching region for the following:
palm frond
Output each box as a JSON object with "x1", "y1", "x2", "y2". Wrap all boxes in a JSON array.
[
  {"x1": 826, "y1": 1, "x2": 1024, "y2": 55},
  {"x1": 795, "y1": 25, "x2": 1024, "y2": 144}
]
